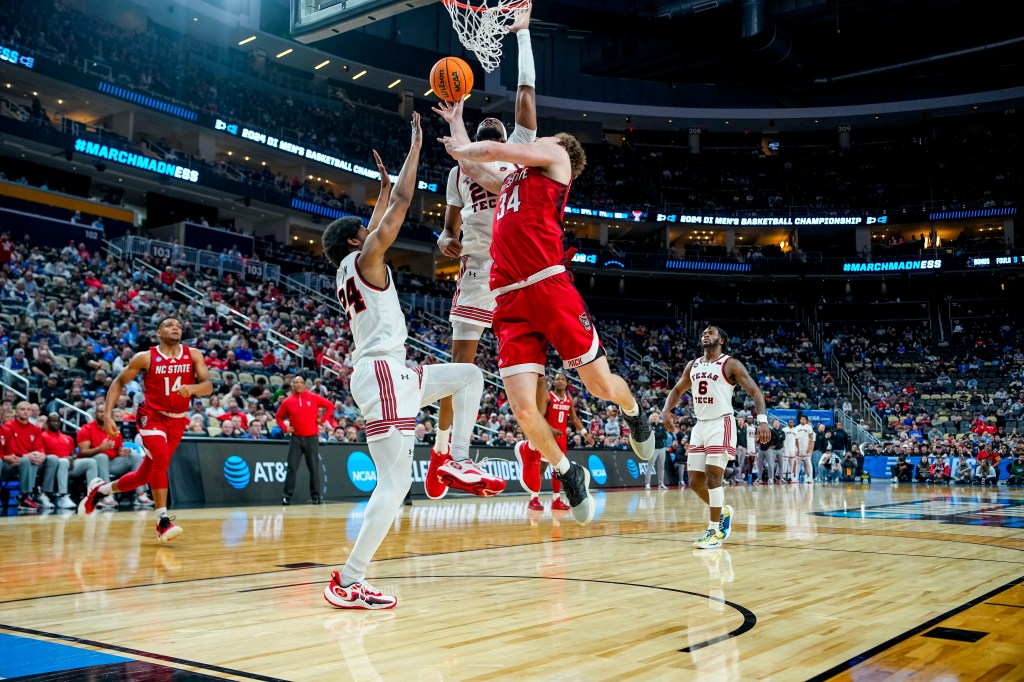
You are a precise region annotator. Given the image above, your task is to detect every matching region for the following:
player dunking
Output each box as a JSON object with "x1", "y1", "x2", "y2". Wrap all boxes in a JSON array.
[
  {"x1": 662, "y1": 326, "x2": 770, "y2": 549},
  {"x1": 80, "y1": 316, "x2": 213, "y2": 543},
  {"x1": 439, "y1": 103, "x2": 654, "y2": 527},
  {"x1": 321, "y1": 113, "x2": 501, "y2": 611},
  {"x1": 432, "y1": 6, "x2": 537, "y2": 494},
  {"x1": 524, "y1": 372, "x2": 594, "y2": 511}
]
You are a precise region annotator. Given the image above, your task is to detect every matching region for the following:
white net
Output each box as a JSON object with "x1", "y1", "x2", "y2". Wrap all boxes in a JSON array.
[{"x1": 442, "y1": 0, "x2": 530, "y2": 73}]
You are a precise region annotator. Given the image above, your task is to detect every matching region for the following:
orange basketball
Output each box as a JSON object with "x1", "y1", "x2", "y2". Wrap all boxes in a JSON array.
[{"x1": 429, "y1": 56, "x2": 474, "y2": 102}]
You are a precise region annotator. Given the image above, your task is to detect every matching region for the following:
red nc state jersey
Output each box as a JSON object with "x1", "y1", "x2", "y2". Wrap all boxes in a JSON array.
[
  {"x1": 545, "y1": 391, "x2": 573, "y2": 436},
  {"x1": 489, "y1": 166, "x2": 571, "y2": 291},
  {"x1": 143, "y1": 345, "x2": 196, "y2": 414}
]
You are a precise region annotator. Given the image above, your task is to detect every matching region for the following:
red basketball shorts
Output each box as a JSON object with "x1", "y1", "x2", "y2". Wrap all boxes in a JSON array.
[{"x1": 493, "y1": 272, "x2": 604, "y2": 377}]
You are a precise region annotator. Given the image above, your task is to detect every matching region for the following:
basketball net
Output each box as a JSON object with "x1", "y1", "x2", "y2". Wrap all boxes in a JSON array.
[{"x1": 442, "y1": 0, "x2": 531, "y2": 73}]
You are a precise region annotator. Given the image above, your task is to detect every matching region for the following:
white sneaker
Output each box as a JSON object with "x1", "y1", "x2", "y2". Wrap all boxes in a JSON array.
[
  {"x1": 56, "y1": 495, "x2": 76, "y2": 510},
  {"x1": 323, "y1": 571, "x2": 397, "y2": 610},
  {"x1": 437, "y1": 459, "x2": 506, "y2": 497},
  {"x1": 645, "y1": 484, "x2": 651, "y2": 491},
  {"x1": 135, "y1": 492, "x2": 155, "y2": 507},
  {"x1": 98, "y1": 495, "x2": 118, "y2": 509},
  {"x1": 36, "y1": 493, "x2": 55, "y2": 509}
]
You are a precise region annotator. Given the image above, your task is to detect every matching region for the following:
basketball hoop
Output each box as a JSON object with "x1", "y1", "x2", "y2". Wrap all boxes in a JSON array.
[{"x1": 442, "y1": 0, "x2": 531, "y2": 73}]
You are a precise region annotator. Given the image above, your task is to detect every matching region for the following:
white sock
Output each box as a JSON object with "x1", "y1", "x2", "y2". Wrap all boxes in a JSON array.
[
  {"x1": 156, "y1": 507, "x2": 168, "y2": 518},
  {"x1": 622, "y1": 400, "x2": 639, "y2": 417},
  {"x1": 435, "y1": 427, "x2": 451, "y2": 456},
  {"x1": 554, "y1": 457, "x2": 570, "y2": 475},
  {"x1": 98, "y1": 483, "x2": 113, "y2": 495},
  {"x1": 531, "y1": 493, "x2": 539, "y2": 500},
  {"x1": 708, "y1": 521, "x2": 719, "y2": 531}
]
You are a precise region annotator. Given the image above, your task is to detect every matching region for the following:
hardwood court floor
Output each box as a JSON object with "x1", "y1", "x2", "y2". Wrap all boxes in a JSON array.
[{"x1": 0, "y1": 483, "x2": 1022, "y2": 681}]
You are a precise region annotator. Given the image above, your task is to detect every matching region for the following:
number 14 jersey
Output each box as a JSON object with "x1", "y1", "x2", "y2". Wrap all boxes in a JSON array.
[
  {"x1": 337, "y1": 252, "x2": 406, "y2": 364},
  {"x1": 689, "y1": 354, "x2": 736, "y2": 421}
]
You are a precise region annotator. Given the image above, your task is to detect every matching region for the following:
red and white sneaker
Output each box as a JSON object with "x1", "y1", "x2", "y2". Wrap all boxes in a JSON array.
[
  {"x1": 513, "y1": 441, "x2": 541, "y2": 494},
  {"x1": 527, "y1": 497, "x2": 544, "y2": 511},
  {"x1": 323, "y1": 571, "x2": 397, "y2": 610},
  {"x1": 424, "y1": 449, "x2": 451, "y2": 500},
  {"x1": 551, "y1": 497, "x2": 571, "y2": 511},
  {"x1": 77, "y1": 478, "x2": 107, "y2": 516},
  {"x1": 437, "y1": 458, "x2": 506, "y2": 497},
  {"x1": 156, "y1": 516, "x2": 183, "y2": 543}
]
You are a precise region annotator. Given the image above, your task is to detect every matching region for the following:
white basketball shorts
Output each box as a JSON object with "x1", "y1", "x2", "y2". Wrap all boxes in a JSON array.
[
  {"x1": 450, "y1": 253, "x2": 495, "y2": 330},
  {"x1": 687, "y1": 414, "x2": 738, "y2": 472}
]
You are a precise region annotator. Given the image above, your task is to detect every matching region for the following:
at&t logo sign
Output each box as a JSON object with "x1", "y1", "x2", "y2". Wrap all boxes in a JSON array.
[
  {"x1": 587, "y1": 454, "x2": 607, "y2": 485},
  {"x1": 348, "y1": 451, "x2": 377, "y2": 492},
  {"x1": 626, "y1": 459, "x2": 640, "y2": 479},
  {"x1": 223, "y1": 456, "x2": 250, "y2": 489}
]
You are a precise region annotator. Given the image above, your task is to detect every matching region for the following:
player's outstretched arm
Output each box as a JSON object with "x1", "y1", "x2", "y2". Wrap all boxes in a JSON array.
[
  {"x1": 434, "y1": 99, "x2": 506, "y2": 195},
  {"x1": 509, "y1": 4, "x2": 537, "y2": 135},
  {"x1": 726, "y1": 358, "x2": 772, "y2": 443},
  {"x1": 366, "y1": 149, "x2": 393, "y2": 234},
  {"x1": 103, "y1": 351, "x2": 150, "y2": 437},
  {"x1": 361, "y1": 112, "x2": 423, "y2": 272},
  {"x1": 662, "y1": 360, "x2": 693, "y2": 433},
  {"x1": 441, "y1": 139, "x2": 569, "y2": 185}
]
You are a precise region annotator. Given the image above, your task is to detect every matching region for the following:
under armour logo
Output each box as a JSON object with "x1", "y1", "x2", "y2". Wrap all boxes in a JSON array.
[{"x1": 400, "y1": 374, "x2": 409, "y2": 380}]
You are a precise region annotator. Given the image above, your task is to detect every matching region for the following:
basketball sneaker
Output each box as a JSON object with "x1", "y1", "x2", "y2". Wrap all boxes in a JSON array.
[
  {"x1": 556, "y1": 461, "x2": 595, "y2": 526},
  {"x1": 513, "y1": 441, "x2": 541, "y2": 494},
  {"x1": 719, "y1": 504, "x2": 734, "y2": 540},
  {"x1": 527, "y1": 497, "x2": 544, "y2": 511},
  {"x1": 693, "y1": 528, "x2": 725, "y2": 549},
  {"x1": 622, "y1": 405, "x2": 654, "y2": 461},
  {"x1": 323, "y1": 571, "x2": 397, "y2": 610},
  {"x1": 134, "y1": 492, "x2": 155, "y2": 507},
  {"x1": 424, "y1": 449, "x2": 452, "y2": 499},
  {"x1": 156, "y1": 516, "x2": 183, "y2": 543},
  {"x1": 437, "y1": 458, "x2": 506, "y2": 496},
  {"x1": 551, "y1": 497, "x2": 571, "y2": 511},
  {"x1": 77, "y1": 478, "x2": 106, "y2": 516},
  {"x1": 16, "y1": 494, "x2": 39, "y2": 512}
]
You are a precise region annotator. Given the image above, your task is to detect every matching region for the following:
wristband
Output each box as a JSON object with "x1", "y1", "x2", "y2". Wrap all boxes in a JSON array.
[{"x1": 756, "y1": 414, "x2": 768, "y2": 424}]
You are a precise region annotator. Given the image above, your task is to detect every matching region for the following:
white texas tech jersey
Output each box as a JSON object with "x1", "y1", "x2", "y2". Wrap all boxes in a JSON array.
[
  {"x1": 689, "y1": 354, "x2": 737, "y2": 420},
  {"x1": 445, "y1": 126, "x2": 536, "y2": 258},
  {"x1": 337, "y1": 252, "x2": 406, "y2": 365}
]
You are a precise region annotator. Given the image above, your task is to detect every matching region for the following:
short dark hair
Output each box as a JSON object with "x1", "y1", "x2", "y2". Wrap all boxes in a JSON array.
[
  {"x1": 323, "y1": 217, "x2": 364, "y2": 267},
  {"x1": 704, "y1": 325, "x2": 728, "y2": 351},
  {"x1": 157, "y1": 316, "x2": 180, "y2": 330}
]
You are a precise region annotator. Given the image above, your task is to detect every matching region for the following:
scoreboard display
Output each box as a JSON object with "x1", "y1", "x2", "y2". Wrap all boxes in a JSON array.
[{"x1": 291, "y1": 0, "x2": 436, "y2": 43}]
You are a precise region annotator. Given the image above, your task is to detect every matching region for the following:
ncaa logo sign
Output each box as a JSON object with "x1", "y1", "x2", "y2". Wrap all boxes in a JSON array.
[
  {"x1": 626, "y1": 459, "x2": 640, "y2": 479},
  {"x1": 587, "y1": 454, "x2": 608, "y2": 485},
  {"x1": 347, "y1": 451, "x2": 377, "y2": 492},
  {"x1": 223, "y1": 456, "x2": 251, "y2": 489}
]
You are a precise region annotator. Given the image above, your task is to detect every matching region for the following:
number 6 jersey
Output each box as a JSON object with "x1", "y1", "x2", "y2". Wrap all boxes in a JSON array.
[
  {"x1": 689, "y1": 354, "x2": 736, "y2": 421},
  {"x1": 337, "y1": 252, "x2": 407, "y2": 365}
]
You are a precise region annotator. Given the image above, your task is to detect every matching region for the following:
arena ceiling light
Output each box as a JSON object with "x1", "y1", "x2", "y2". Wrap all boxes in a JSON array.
[
  {"x1": 352, "y1": 70, "x2": 367, "y2": 80},
  {"x1": 314, "y1": 60, "x2": 330, "y2": 70},
  {"x1": 276, "y1": 48, "x2": 294, "y2": 58},
  {"x1": 387, "y1": 79, "x2": 401, "y2": 89},
  {"x1": 238, "y1": 36, "x2": 257, "y2": 45}
]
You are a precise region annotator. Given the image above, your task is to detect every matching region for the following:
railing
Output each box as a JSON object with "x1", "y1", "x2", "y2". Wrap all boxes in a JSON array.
[
  {"x1": 281, "y1": 274, "x2": 346, "y2": 319},
  {"x1": 834, "y1": 408, "x2": 879, "y2": 445},
  {"x1": 0, "y1": 366, "x2": 30, "y2": 400},
  {"x1": 110, "y1": 236, "x2": 280, "y2": 282},
  {"x1": 54, "y1": 398, "x2": 92, "y2": 431}
]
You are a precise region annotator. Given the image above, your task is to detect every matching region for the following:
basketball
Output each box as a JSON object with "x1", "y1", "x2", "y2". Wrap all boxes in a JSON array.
[{"x1": 429, "y1": 56, "x2": 474, "y2": 102}]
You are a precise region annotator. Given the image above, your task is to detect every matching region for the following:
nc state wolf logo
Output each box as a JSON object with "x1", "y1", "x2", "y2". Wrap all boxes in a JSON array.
[
  {"x1": 579, "y1": 313, "x2": 592, "y2": 331},
  {"x1": 140, "y1": 415, "x2": 148, "y2": 427}
]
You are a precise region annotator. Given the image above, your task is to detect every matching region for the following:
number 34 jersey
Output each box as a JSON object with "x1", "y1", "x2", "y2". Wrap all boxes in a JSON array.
[
  {"x1": 689, "y1": 354, "x2": 736, "y2": 421},
  {"x1": 489, "y1": 166, "x2": 572, "y2": 292},
  {"x1": 337, "y1": 252, "x2": 407, "y2": 365}
]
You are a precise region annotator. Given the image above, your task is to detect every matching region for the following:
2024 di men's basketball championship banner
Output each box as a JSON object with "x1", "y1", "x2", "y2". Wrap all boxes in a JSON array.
[{"x1": 175, "y1": 440, "x2": 656, "y2": 505}]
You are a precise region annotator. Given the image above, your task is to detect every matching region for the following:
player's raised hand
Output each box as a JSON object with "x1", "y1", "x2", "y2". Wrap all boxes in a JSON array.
[
  {"x1": 371, "y1": 149, "x2": 391, "y2": 190},
  {"x1": 431, "y1": 98, "x2": 464, "y2": 126},
  {"x1": 508, "y1": 1, "x2": 532, "y2": 33},
  {"x1": 409, "y1": 111, "x2": 422, "y2": 148}
]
